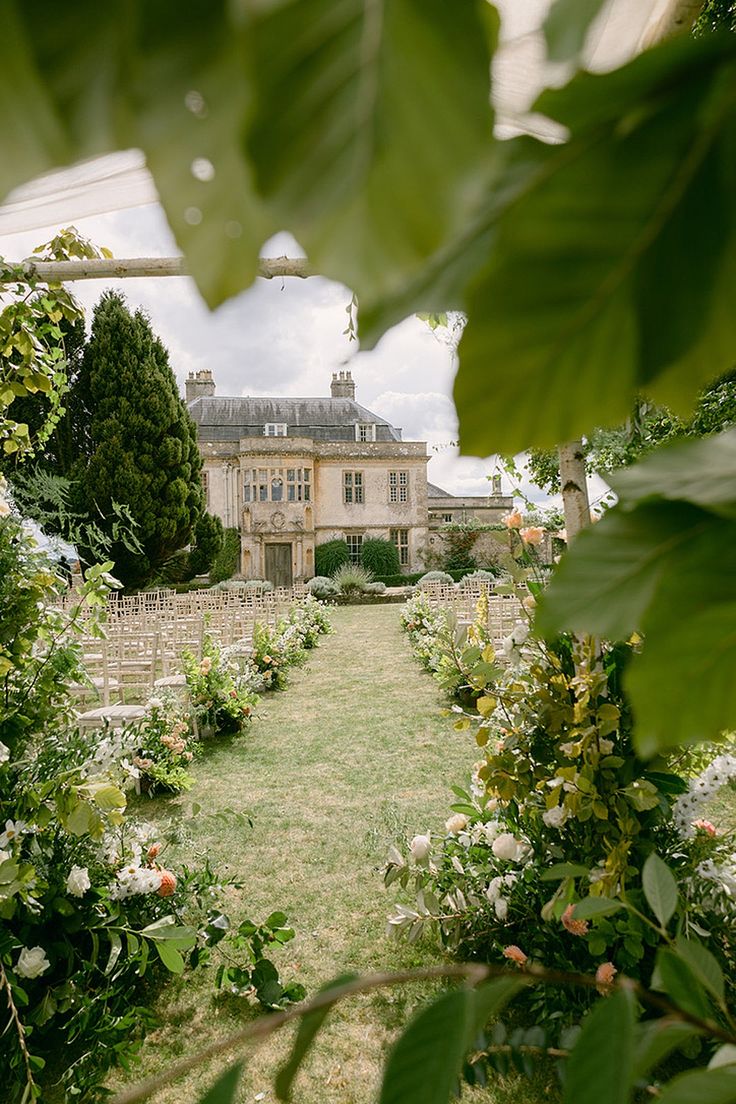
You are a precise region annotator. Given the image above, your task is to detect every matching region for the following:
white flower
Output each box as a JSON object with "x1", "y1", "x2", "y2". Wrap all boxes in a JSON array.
[
  {"x1": 598, "y1": 739, "x2": 615, "y2": 755},
  {"x1": 0, "y1": 741, "x2": 9, "y2": 764},
  {"x1": 109, "y1": 864, "x2": 162, "y2": 900},
  {"x1": 494, "y1": 897, "x2": 509, "y2": 920},
  {"x1": 0, "y1": 849, "x2": 10, "y2": 865},
  {"x1": 147, "y1": 697, "x2": 164, "y2": 711},
  {"x1": 559, "y1": 742, "x2": 578, "y2": 757},
  {"x1": 16, "y1": 946, "x2": 50, "y2": 979},
  {"x1": 409, "y1": 834, "x2": 431, "y2": 862},
  {"x1": 492, "y1": 833, "x2": 525, "y2": 862},
  {"x1": 542, "y1": 805, "x2": 568, "y2": 830},
  {"x1": 66, "y1": 865, "x2": 91, "y2": 897},
  {"x1": 0, "y1": 820, "x2": 27, "y2": 848},
  {"x1": 485, "y1": 876, "x2": 503, "y2": 903},
  {"x1": 445, "y1": 813, "x2": 469, "y2": 835},
  {"x1": 0, "y1": 500, "x2": 10, "y2": 518}
]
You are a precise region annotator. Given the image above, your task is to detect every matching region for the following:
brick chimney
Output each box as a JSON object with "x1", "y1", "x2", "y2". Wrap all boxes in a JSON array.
[
  {"x1": 185, "y1": 369, "x2": 216, "y2": 402},
  {"x1": 330, "y1": 369, "x2": 356, "y2": 400}
]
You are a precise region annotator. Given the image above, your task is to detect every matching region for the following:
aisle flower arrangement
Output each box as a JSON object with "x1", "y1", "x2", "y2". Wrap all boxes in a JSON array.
[{"x1": 182, "y1": 636, "x2": 259, "y2": 738}]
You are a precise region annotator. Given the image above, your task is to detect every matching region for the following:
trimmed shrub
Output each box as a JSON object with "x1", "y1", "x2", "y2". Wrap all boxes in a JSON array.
[
  {"x1": 315, "y1": 539, "x2": 350, "y2": 576},
  {"x1": 360, "y1": 537, "x2": 400, "y2": 576},
  {"x1": 209, "y1": 527, "x2": 240, "y2": 584},
  {"x1": 418, "y1": 570, "x2": 454, "y2": 586},
  {"x1": 244, "y1": 579, "x2": 274, "y2": 592},
  {"x1": 307, "y1": 575, "x2": 338, "y2": 600},
  {"x1": 461, "y1": 568, "x2": 499, "y2": 582},
  {"x1": 364, "y1": 581, "x2": 387, "y2": 594}
]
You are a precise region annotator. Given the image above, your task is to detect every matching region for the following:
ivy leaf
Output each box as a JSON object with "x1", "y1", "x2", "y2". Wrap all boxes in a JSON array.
[
  {"x1": 563, "y1": 989, "x2": 635, "y2": 1104},
  {"x1": 642, "y1": 853, "x2": 678, "y2": 928},
  {"x1": 455, "y1": 34, "x2": 736, "y2": 456},
  {"x1": 544, "y1": 0, "x2": 608, "y2": 62},
  {"x1": 245, "y1": 0, "x2": 495, "y2": 311}
]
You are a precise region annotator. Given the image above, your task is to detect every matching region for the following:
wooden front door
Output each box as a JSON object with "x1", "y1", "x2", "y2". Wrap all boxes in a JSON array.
[{"x1": 264, "y1": 543, "x2": 293, "y2": 587}]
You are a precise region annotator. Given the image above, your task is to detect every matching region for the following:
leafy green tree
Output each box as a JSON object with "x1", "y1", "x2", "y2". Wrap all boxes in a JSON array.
[
  {"x1": 315, "y1": 539, "x2": 350, "y2": 577},
  {"x1": 189, "y1": 511, "x2": 224, "y2": 576},
  {"x1": 527, "y1": 371, "x2": 736, "y2": 493},
  {"x1": 70, "y1": 291, "x2": 202, "y2": 589}
]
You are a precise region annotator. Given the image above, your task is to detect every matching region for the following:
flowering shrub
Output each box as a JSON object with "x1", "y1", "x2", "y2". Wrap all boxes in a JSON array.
[
  {"x1": 251, "y1": 622, "x2": 292, "y2": 690},
  {"x1": 182, "y1": 635, "x2": 259, "y2": 737},
  {"x1": 129, "y1": 693, "x2": 198, "y2": 793},
  {"x1": 386, "y1": 627, "x2": 736, "y2": 1030},
  {"x1": 282, "y1": 594, "x2": 333, "y2": 648}
]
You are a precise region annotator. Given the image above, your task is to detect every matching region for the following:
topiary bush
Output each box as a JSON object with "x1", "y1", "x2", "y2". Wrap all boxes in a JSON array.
[
  {"x1": 244, "y1": 579, "x2": 274, "y2": 592},
  {"x1": 315, "y1": 539, "x2": 350, "y2": 576},
  {"x1": 364, "y1": 581, "x2": 387, "y2": 594},
  {"x1": 461, "y1": 568, "x2": 499, "y2": 583},
  {"x1": 360, "y1": 537, "x2": 400, "y2": 576},
  {"x1": 209, "y1": 527, "x2": 240, "y2": 584}
]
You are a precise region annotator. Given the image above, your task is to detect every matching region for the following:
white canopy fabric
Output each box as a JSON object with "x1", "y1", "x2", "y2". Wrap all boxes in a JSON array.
[{"x1": 0, "y1": 0, "x2": 680, "y2": 238}]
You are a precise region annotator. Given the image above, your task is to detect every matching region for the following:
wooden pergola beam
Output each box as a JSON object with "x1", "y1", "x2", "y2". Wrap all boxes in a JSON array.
[{"x1": 0, "y1": 254, "x2": 311, "y2": 284}]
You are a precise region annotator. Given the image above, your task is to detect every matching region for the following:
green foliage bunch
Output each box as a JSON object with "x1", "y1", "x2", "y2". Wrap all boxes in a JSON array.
[
  {"x1": 331, "y1": 562, "x2": 374, "y2": 596},
  {"x1": 360, "y1": 537, "x2": 400, "y2": 576},
  {"x1": 314, "y1": 539, "x2": 350, "y2": 577},
  {"x1": 182, "y1": 635, "x2": 259, "y2": 738},
  {"x1": 209, "y1": 527, "x2": 241, "y2": 584},
  {"x1": 439, "y1": 520, "x2": 481, "y2": 572},
  {"x1": 65, "y1": 291, "x2": 202, "y2": 590}
]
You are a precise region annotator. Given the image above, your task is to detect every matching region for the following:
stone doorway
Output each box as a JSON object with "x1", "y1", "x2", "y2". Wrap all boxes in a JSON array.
[{"x1": 264, "y1": 543, "x2": 293, "y2": 587}]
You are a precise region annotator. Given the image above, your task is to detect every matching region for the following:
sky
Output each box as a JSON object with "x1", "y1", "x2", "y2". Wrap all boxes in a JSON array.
[{"x1": 0, "y1": 199, "x2": 612, "y2": 512}]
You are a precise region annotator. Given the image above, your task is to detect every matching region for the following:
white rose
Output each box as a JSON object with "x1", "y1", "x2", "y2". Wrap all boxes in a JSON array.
[
  {"x1": 0, "y1": 500, "x2": 10, "y2": 518},
  {"x1": 0, "y1": 741, "x2": 9, "y2": 764},
  {"x1": 66, "y1": 865, "x2": 91, "y2": 897},
  {"x1": 598, "y1": 739, "x2": 614, "y2": 755},
  {"x1": 409, "y1": 834, "x2": 431, "y2": 862},
  {"x1": 494, "y1": 897, "x2": 509, "y2": 920},
  {"x1": 16, "y1": 946, "x2": 50, "y2": 979},
  {"x1": 542, "y1": 805, "x2": 567, "y2": 829},
  {"x1": 445, "y1": 813, "x2": 469, "y2": 836},
  {"x1": 147, "y1": 697, "x2": 164, "y2": 711},
  {"x1": 492, "y1": 833, "x2": 524, "y2": 862}
]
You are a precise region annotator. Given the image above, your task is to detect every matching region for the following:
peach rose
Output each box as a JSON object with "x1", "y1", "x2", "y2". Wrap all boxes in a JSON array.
[
  {"x1": 520, "y1": 527, "x2": 544, "y2": 546},
  {"x1": 561, "y1": 904, "x2": 589, "y2": 936},
  {"x1": 692, "y1": 819, "x2": 717, "y2": 837},
  {"x1": 445, "y1": 813, "x2": 469, "y2": 836},
  {"x1": 596, "y1": 962, "x2": 617, "y2": 994},
  {"x1": 504, "y1": 509, "x2": 523, "y2": 530},
  {"x1": 503, "y1": 945, "x2": 528, "y2": 967},
  {"x1": 157, "y1": 869, "x2": 177, "y2": 897}
]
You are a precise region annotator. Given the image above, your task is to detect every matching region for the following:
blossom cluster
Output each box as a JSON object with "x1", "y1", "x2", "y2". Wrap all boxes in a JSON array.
[{"x1": 672, "y1": 754, "x2": 736, "y2": 837}]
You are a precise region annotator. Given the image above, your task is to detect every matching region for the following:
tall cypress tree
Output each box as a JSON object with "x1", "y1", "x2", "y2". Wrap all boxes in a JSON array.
[{"x1": 71, "y1": 291, "x2": 203, "y2": 589}]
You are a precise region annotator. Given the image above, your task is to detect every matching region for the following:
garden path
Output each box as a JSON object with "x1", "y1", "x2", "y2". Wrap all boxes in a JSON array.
[{"x1": 114, "y1": 604, "x2": 525, "y2": 1104}]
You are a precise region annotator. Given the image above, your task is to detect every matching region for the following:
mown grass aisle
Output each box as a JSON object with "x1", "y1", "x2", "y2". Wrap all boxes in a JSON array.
[{"x1": 113, "y1": 605, "x2": 513, "y2": 1104}]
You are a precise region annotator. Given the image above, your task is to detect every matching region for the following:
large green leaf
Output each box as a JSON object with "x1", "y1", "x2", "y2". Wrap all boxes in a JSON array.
[
  {"x1": 2, "y1": 2, "x2": 270, "y2": 309},
  {"x1": 655, "y1": 1068, "x2": 736, "y2": 1104},
  {"x1": 642, "y1": 853, "x2": 678, "y2": 929},
  {"x1": 245, "y1": 0, "x2": 495, "y2": 309},
  {"x1": 379, "y1": 980, "x2": 519, "y2": 1104},
  {"x1": 563, "y1": 989, "x2": 635, "y2": 1104},
  {"x1": 540, "y1": 432, "x2": 736, "y2": 754},
  {"x1": 632, "y1": 1020, "x2": 698, "y2": 1081},
  {"x1": 196, "y1": 1062, "x2": 242, "y2": 1104},
  {"x1": 455, "y1": 34, "x2": 736, "y2": 456},
  {"x1": 275, "y1": 974, "x2": 357, "y2": 1102}
]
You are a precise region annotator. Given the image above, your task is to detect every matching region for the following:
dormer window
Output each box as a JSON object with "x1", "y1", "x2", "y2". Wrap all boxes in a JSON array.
[
  {"x1": 264, "y1": 423, "x2": 287, "y2": 437},
  {"x1": 355, "y1": 423, "x2": 376, "y2": 442}
]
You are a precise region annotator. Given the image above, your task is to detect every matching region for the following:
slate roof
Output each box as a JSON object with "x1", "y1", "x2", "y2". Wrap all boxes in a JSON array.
[
  {"x1": 427, "y1": 481, "x2": 453, "y2": 497},
  {"x1": 188, "y1": 396, "x2": 403, "y2": 443}
]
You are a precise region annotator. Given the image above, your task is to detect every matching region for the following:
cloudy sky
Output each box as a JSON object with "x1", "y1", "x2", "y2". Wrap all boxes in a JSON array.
[{"x1": 0, "y1": 195, "x2": 612, "y2": 511}]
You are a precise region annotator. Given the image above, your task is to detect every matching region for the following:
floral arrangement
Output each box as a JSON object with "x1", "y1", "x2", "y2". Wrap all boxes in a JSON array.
[
  {"x1": 284, "y1": 594, "x2": 333, "y2": 647},
  {"x1": 129, "y1": 693, "x2": 198, "y2": 794},
  {"x1": 182, "y1": 635, "x2": 259, "y2": 737},
  {"x1": 251, "y1": 621, "x2": 292, "y2": 690}
]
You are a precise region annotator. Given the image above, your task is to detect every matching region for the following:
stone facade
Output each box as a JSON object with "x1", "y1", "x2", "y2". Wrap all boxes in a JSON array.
[{"x1": 186, "y1": 371, "x2": 514, "y2": 585}]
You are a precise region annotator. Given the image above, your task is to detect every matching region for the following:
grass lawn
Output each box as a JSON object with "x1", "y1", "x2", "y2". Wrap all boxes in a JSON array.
[{"x1": 110, "y1": 604, "x2": 552, "y2": 1104}]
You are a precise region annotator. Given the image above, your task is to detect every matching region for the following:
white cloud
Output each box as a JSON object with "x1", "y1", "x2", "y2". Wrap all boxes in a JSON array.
[{"x1": 0, "y1": 204, "x2": 561, "y2": 502}]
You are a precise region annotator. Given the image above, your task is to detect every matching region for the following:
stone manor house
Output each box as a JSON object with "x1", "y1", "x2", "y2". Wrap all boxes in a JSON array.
[{"x1": 185, "y1": 369, "x2": 512, "y2": 586}]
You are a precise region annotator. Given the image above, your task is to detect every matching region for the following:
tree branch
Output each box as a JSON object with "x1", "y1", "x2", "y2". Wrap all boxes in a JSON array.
[{"x1": 0, "y1": 255, "x2": 312, "y2": 285}]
